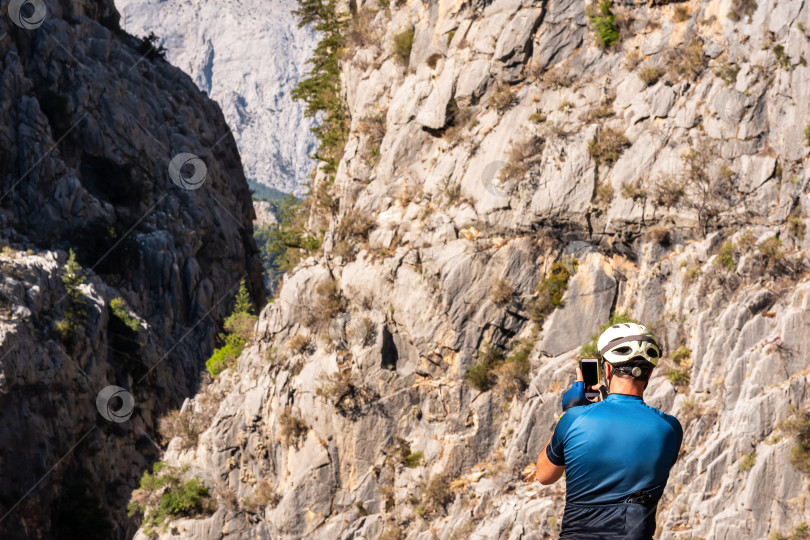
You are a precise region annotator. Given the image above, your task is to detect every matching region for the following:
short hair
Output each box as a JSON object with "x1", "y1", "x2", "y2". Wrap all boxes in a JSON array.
[{"x1": 610, "y1": 358, "x2": 653, "y2": 382}]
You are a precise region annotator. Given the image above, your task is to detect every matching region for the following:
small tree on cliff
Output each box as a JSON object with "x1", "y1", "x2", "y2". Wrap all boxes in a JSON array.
[
  {"x1": 206, "y1": 280, "x2": 257, "y2": 378},
  {"x1": 56, "y1": 249, "x2": 88, "y2": 350}
]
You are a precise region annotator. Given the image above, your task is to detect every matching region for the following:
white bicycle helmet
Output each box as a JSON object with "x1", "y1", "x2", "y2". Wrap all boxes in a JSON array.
[{"x1": 597, "y1": 322, "x2": 661, "y2": 377}]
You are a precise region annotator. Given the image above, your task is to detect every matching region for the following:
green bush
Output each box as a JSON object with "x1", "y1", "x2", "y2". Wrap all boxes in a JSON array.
[
  {"x1": 666, "y1": 367, "x2": 691, "y2": 387},
  {"x1": 128, "y1": 463, "x2": 212, "y2": 535},
  {"x1": 404, "y1": 451, "x2": 424, "y2": 468},
  {"x1": 714, "y1": 241, "x2": 736, "y2": 271},
  {"x1": 739, "y1": 450, "x2": 756, "y2": 472},
  {"x1": 393, "y1": 28, "x2": 415, "y2": 66},
  {"x1": 205, "y1": 280, "x2": 257, "y2": 378},
  {"x1": 260, "y1": 194, "x2": 322, "y2": 277},
  {"x1": 774, "y1": 44, "x2": 791, "y2": 71},
  {"x1": 788, "y1": 207, "x2": 806, "y2": 239},
  {"x1": 759, "y1": 237, "x2": 784, "y2": 263},
  {"x1": 671, "y1": 346, "x2": 691, "y2": 365},
  {"x1": 110, "y1": 297, "x2": 139, "y2": 332},
  {"x1": 530, "y1": 262, "x2": 575, "y2": 327},
  {"x1": 465, "y1": 342, "x2": 505, "y2": 392},
  {"x1": 780, "y1": 410, "x2": 810, "y2": 474},
  {"x1": 805, "y1": 123, "x2": 810, "y2": 147},
  {"x1": 587, "y1": 0, "x2": 620, "y2": 49}
]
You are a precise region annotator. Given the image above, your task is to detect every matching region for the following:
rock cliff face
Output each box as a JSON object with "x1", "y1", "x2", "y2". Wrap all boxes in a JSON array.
[
  {"x1": 127, "y1": 0, "x2": 809, "y2": 537},
  {"x1": 0, "y1": 0, "x2": 263, "y2": 537},
  {"x1": 114, "y1": 0, "x2": 318, "y2": 195}
]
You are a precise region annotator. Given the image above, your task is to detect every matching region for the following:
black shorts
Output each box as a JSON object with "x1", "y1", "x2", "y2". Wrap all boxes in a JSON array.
[{"x1": 559, "y1": 501, "x2": 658, "y2": 540}]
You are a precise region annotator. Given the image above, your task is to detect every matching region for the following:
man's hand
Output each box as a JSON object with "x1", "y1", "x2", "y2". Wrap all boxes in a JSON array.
[{"x1": 562, "y1": 367, "x2": 606, "y2": 411}]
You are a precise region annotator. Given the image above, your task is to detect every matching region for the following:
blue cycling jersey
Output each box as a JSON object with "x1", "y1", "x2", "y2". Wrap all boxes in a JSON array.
[{"x1": 546, "y1": 393, "x2": 683, "y2": 505}]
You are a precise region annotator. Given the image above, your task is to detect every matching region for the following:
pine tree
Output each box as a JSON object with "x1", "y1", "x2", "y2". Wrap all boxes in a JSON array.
[
  {"x1": 233, "y1": 279, "x2": 253, "y2": 315},
  {"x1": 57, "y1": 249, "x2": 88, "y2": 349}
]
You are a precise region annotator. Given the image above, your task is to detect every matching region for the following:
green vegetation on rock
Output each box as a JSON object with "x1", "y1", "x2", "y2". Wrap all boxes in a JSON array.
[
  {"x1": 206, "y1": 280, "x2": 257, "y2": 378},
  {"x1": 587, "y1": 0, "x2": 620, "y2": 49}
]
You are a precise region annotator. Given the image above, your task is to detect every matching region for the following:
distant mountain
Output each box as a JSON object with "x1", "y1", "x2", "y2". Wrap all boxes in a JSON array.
[{"x1": 115, "y1": 0, "x2": 318, "y2": 195}]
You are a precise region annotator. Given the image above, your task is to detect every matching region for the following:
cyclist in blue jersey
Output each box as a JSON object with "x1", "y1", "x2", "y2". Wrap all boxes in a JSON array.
[{"x1": 534, "y1": 322, "x2": 683, "y2": 540}]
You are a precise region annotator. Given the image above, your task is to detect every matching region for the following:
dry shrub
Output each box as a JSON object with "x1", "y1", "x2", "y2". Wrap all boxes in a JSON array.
[
  {"x1": 624, "y1": 49, "x2": 643, "y2": 70},
  {"x1": 588, "y1": 127, "x2": 630, "y2": 165},
  {"x1": 489, "y1": 278, "x2": 514, "y2": 305},
  {"x1": 398, "y1": 181, "x2": 424, "y2": 206},
  {"x1": 680, "y1": 140, "x2": 740, "y2": 234},
  {"x1": 444, "y1": 105, "x2": 477, "y2": 144},
  {"x1": 621, "y1": 180, "x2": 644, "y2": 201},
  {"x1": 347, "y1": 317, "x2": 375, "y2": 346},
  {"x1": 539, "y1": 66, "x2": 573, "y2": 88},
  {"x1": 651, "y1": 174, "x2": 685, "y2": 208},
  {"x1": 595, "y1": 181, "x2": 614, "y2": 207},
  {"x1": 440, "y1": 178, "x2": 465, "y2": 206},
  {"x1": 500, "y1": 136, "x2": 544, "y2": 181},
  {"x1": 344, "y1": 9, "x2": 380, "y2": 52},
  {"x1": 638, "y1": 65, "x2": 664, "y2": 86},
  {"x1": 727, "y1": 0, "x2": 757, "y2": 22},
  {"x1": 357, "y1": 107, "x2": 387, "y2": 163},
  {"x1": 316, "y1": 369, "x2": 373, "y2": 411},
  {"x1": 488, "y1": 85, "x2": 516, "y2": 112},
  {"x1": 679, "y1": 398, "x2": 701, "y2": 426},
  {"x1": 305, "y1": 280, "x2": 347, "y2": 330},
  {"x1": 286, "y1": 333, "x2": 311, "y2": 354},
  {"x1": 417, "y1": 474, "x2": 453, "y2": 516},
  {"x1": 426, "y1": 52, "x2": 443, "y2": 69},
  {"x1": 492, "y1": 339, "x2": 533, "y2": 399},
  {"x1": 648, "y1": 227, "x2": 670, "y2": 245},
  {"x1": 673, "y1": 5, "x2": 691, "y2": 22},
  {"x1": 278, "y1": 407, "x2": 308, "y2": 448},
  {"x1": 158, "y1": 410, "x2": 202, "y2": 450},
  {"x1": 668, "y1": 40, "x2": 706, "y2": 81},
  {"x1": 240, "y1": 480, "x2": 280, "y2": 513}
]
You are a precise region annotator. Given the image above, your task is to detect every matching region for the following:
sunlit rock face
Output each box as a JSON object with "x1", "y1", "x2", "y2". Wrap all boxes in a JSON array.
[{"x1": 115, "y1": 0, "x2": 318, "y2": 195}]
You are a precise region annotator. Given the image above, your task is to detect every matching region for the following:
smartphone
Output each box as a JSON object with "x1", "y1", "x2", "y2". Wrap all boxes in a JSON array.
[{"x1": 580, "y1": 357, "x2": 601, "y2": 400}]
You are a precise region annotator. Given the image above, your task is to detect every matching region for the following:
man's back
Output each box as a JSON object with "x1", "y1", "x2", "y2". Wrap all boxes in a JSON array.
[{"x1": 546, "y1": 393, "x2": 683, "y2": 538}]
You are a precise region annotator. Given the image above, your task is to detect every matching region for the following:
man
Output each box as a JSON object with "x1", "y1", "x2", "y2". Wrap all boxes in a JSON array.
[{"x1": 535, "y1": 322, "x2": 683, "y2": 539}]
